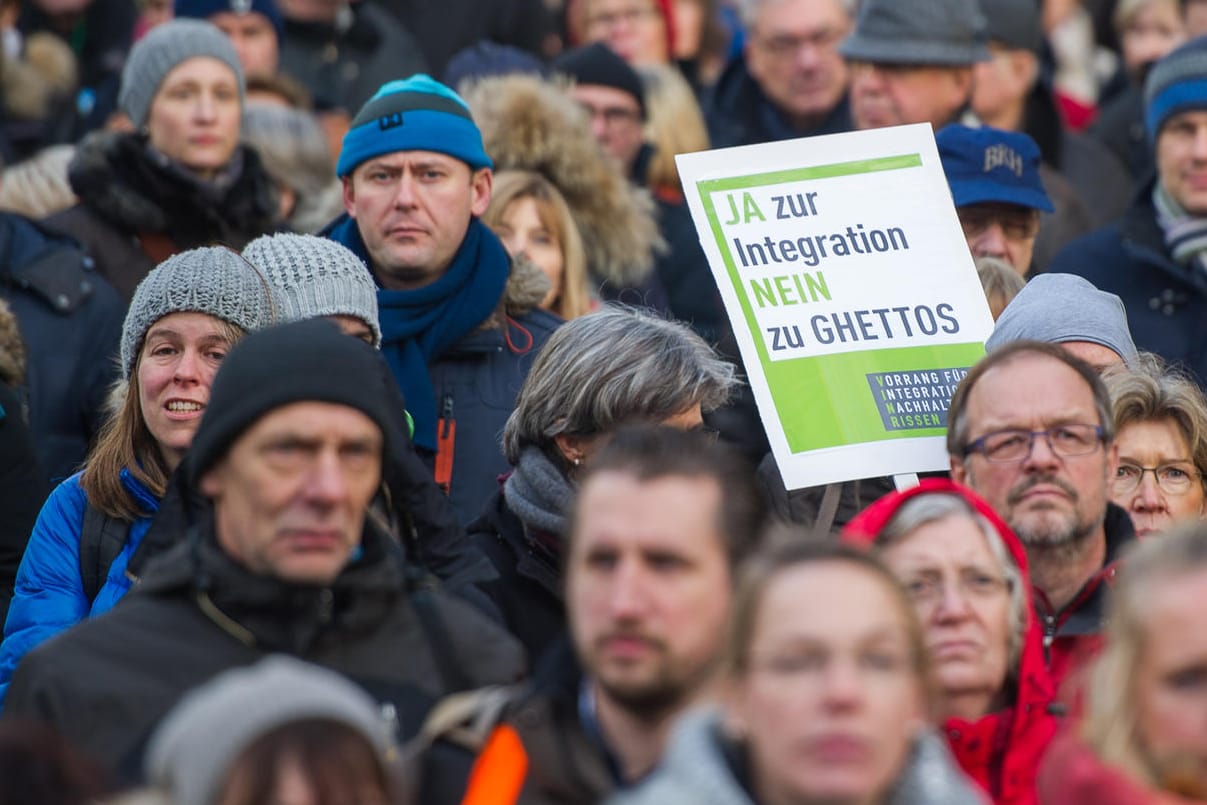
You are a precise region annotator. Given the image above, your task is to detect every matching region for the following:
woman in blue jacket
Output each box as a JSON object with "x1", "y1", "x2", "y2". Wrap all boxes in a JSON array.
[{"x1": 0, "y1": 246, "x2": 276, "y2": 704}]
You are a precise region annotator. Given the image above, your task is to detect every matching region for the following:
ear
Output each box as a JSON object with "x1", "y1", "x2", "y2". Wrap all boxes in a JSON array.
[
  {"x1": 341, "y1": 176, "x2": 357, "y2": 217},
  {"x1": 1105, "y1": 440, "x2": 1119, "y2": 482},
  {"x1": 950, "y1": 454, "x2": 968, "y2": 485},
  {"x1": 470, "y1": 168, "x2": 493, "y2": 217},
  {"x1": 554, "y1": 433, "x2": 590, "y2": 466},
  {"x1": 199, "y1": 464, "x2": 224, "y2": 500},
  {"x1": 1012, "y1": 50, "x2": 1039, "y2": 91},
  {"x1": 952, "y1": 66, "x2": 974, "y2": 100}
]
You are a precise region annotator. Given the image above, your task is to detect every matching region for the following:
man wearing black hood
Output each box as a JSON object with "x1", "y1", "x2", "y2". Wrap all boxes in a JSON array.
[{"x1": 2, "y1": 320, "x2": 525, "y2": 778}]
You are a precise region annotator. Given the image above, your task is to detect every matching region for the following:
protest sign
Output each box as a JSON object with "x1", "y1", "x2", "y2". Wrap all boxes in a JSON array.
[{"x1": 676, "y1": 123, "x2": 995, "y2": 490}]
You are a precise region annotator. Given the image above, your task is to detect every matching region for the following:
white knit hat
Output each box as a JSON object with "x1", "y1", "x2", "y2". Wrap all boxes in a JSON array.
[{"x1": 242, "y1": 233, "x2": 382, "y2": 347}]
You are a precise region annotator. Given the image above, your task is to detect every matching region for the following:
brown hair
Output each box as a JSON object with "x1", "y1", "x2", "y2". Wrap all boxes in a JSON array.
[
  {"x1": 79, "y1": 317, "x2": 244, "y2": 521},
  {"x1": 946, "y1": 339, "x2": 1115, "y2": 461},
  {"x1": 216, "y1": 719, "x2": 396, "y2": 805},
  {"x1": 483, "y1": 169, "x2": 593, "y2": 320},
  {"x1": 724, "y1": 537, "x2": 934, "y2": 708},
  {"x1": 570, "y1": 424, "x2": 767, "y2": 570}
]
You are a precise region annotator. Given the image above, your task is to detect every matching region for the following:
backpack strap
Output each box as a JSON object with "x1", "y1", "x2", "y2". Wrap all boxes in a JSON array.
[
  {"x1": 78, "y1": 503, "x2": 130, "y2": 604},
  {"x1": 408, "y1": 587, "x2": 474, "y2": 693}
]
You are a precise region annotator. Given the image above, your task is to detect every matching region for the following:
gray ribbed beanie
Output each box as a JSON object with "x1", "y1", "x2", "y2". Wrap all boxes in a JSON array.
[
  {"x1": 119, "y1": 19, "x2": 245, "y2": 128},
  {"x1": 146, "y1": 656, "x2": 393, "y2": 805},
  {"x1": 121, "y1": 246, "x2": 278, "y2": 378},
  {"x1": 840, "y1": 0, "x2": 990, "y2": 66},
  {"x1": 242, "y1": 233, "x2": 382, "y2": 347},
  {"x1": 1144, "y1": 36, "x2": 1207, "y2": 142},
  {"x1": 985, "y1": 273, "x2": 1139, "y2": 363}
]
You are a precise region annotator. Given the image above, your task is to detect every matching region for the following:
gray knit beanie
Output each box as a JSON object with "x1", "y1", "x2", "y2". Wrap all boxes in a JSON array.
[
  {"x1": 242, "y1": 233, "x2": 382, "y2": 347},
  {"x1": 1144, "y1": 36, "x2": 1207, "y2": 142},
  {"x1": 985, "y1": 273, "x2": 1139, "y2": 363},
  {"x1": 146, "y1": 656, "x2": 394, "y2": 805},
  {"x1": 121, "y1": 246, "x2": 278, "y2": 378},
  {"x1": 839, "y1": 0, "x2": 990, "y2": 66},
  {"x1": 119, "y1": 18, "x2": 245, "y2": 128}
]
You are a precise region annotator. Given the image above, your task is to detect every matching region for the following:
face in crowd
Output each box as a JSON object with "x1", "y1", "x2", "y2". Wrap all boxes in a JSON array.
[
  {"x1": 726, "y1": 554, "x2": 927, "y2": 804},
  {"x1": 210, "y1": 11, "x2": 279, "y2": 78},
  {"x1": 570, "y1": 83, "x2": 647, "y2": 175},
  {"x1": 744, "y1": 0, "x2": 852, "y2": 129},
  {"x1": 138, "y1": 312, "x2": 241, "y2": 473},
  {"x1": 1157, "y1": 110, "x2": 1207, "y2": 218},
  {"x1": 490, "y1": 194, "x2": 567, "y2": 312},
  {"x1": 879, "y1": 504, "x2": 1019, "y2": 722},
  {"x1": 583, "y1": 0, "x2": 671, "y2": 66},
  {"x1": 849, "y1": 62, "x2": 973, "y2": 131},
  {"x1": 201, "y1": 401, "x2": 384, "y2": 586},
  {"x1": 957, "y1": 202, "x2": 1041, "y2": 275},
  {"x1": 342, "y1": 151, "x2": 492, "y2": 290},
  {"x1": 146, "y1": 56, "x2": 242, "y2": 180},
  {"x1": 566, "y1": 468, "x2": 731, "y2": 715},
  {"x1": 1111, "y1": 417, "x2": 1207, "y2": 538},
  {"x1": 952, "y1": 351, "x2": 1116, "y2": 555}
]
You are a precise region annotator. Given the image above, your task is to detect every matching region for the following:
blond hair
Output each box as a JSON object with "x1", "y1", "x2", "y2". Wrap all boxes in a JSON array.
[{"x1": 483, "y1": 170, "x2": 593, "y2": 320}]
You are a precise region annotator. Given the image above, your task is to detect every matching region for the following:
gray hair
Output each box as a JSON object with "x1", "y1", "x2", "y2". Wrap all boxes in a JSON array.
[
  {"x1": 501, "y1": 306, "x2": 737, "y2": 464},
  {"x1": 737, "y1": 0, "x2": 857, "y2": 30},
  {"x1": 878, "y1": 492, "x2": 1027, "y2": 672},
  {"x1": 241, "y1": 103, "x2": 344, "y2": 234}
]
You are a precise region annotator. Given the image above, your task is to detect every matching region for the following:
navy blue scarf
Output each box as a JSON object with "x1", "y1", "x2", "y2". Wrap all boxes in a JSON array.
[{"x1": 329, "y1": 217, "x2": 510, "y2": 451}]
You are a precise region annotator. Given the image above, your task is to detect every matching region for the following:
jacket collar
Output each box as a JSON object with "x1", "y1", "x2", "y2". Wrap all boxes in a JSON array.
[{"x1": 138, "y1": 512, "x2": 407, "y2": 655}]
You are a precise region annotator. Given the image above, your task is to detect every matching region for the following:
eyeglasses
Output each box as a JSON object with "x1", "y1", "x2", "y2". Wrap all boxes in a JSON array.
[
  {"x1": 901, "y1": 571, "x2": 1010, "y2": 609},
  {"x1": 962, "y1": 424, "x2": 1104, "y2": 463},
  {"x1": 755, "y1": 27, "x2": 845, "y2": 58},
  {"x1": 958, "y1": 206, "x2": 1041, "y2": 242},
  {"x1": 586, "y1": 3, "x2": 660, "y2": 29},
  {"x1": 577, "y1": 102, "x2": 642, "y2": 127},
  {"x1": 1112, "y1": 463, "x2": 1203, "y2": 495}
]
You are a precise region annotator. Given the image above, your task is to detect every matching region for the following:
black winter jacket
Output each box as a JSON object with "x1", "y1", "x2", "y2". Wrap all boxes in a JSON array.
[
  {"x1": 44, "y1": 132, "x2": 278, "y2": 301},
  {"x1": 470, "y1": 489, "x2": 566, "y2": 662},
  {"x1": 3, "y1": 516, "x2": 527, "y2": 779},
  {"x1": 704, "y1": 57, "x2": 853, "y2": 150}
]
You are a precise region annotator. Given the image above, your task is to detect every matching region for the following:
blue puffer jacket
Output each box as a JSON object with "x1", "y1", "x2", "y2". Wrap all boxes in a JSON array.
[
  {"x1": 1049, "y1": 181, "x2": 1207, "y2": 385},
  {"x1": 0, "y1": 469, "x2": 157, "y2": 706}
]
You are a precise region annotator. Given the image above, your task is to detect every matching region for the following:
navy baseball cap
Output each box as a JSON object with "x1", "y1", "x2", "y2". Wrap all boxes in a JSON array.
[{"x1": 937, "y1": 125, "x2": 1054, "y2": 212}]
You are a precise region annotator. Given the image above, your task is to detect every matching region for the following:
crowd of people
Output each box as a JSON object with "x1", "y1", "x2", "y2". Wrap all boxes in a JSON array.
[{"x1": 4, "y1": 0, "x2": 1207, "y2": 803}]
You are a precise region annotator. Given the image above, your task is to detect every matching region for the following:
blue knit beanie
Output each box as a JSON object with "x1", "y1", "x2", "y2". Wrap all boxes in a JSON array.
[
  {"x1": 336, "y1": 74, "x2": 492, "y2": 178},
  {"x1": 173, "y1": 0, "x2": 284, "y2": 41},
  {"x1": 1145, "y1": 36, "x2": 1207, "y2": 142}
]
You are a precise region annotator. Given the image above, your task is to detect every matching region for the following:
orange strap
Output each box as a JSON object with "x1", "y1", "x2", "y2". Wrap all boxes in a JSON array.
[
  {"x1": 461, "y1": 724, "x2": 529, "y2": 805},
  {"x1": 435, "y1": 417, "x2": 455, "y2": 495}
]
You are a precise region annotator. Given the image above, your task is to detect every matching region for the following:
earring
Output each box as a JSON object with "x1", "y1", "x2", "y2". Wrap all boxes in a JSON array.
[{"x1": 573, "y1": 458, "x2": 582, "y2": 466}]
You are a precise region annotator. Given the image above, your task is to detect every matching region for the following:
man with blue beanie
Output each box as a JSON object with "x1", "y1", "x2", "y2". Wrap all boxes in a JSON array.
[
  {"x1": 324, "y1": 74, "x2": 561, "y2": 526},
  {"x1": 1051, "y1": 36, "x2": 1207, "y2": 387}
]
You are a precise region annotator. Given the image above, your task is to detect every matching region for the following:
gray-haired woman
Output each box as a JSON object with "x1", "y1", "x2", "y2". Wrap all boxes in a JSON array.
[{"x1": 470, "y1": 306, "x2": 737, "y2": 661}]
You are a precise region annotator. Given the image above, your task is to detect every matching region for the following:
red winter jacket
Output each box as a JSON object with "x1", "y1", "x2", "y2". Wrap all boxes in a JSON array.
[
  {"x1": 1038, "y1": 732, "x2": 1200, "y2": 804},
  {"x1": 843, "y1": 478, "x2": 1059, "y2": 805}
]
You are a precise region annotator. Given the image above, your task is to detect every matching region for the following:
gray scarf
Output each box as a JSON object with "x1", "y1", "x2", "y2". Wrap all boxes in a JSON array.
[
  {"x1": 503, "y1": 445, "x2": 576, "y2": 538},
  {"x1": 1154, "y1": 182, "x2": 1207, "y2": 275}
]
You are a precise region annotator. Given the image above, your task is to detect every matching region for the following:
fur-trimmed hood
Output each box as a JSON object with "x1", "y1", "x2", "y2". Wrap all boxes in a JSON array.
[
  {"x1": 67, "y1": 130, "x2": 278, "y2": 248},
  {"x1": 462, "y1": 74, "x2": 664, "y2": 288},
  {"x1": 1, "y1": 32, "x2": 76, "y2": 123},
  {"x1": 0, "y1": 297, "x2": 24, "y2": 386}
]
